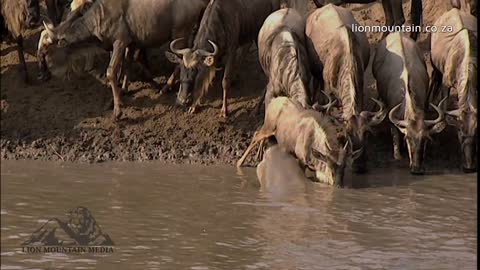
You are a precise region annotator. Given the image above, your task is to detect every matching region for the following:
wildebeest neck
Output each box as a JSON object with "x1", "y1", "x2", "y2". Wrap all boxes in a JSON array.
[{"x1": 193, "y1": 0, "x2": 226, "y2": 58}]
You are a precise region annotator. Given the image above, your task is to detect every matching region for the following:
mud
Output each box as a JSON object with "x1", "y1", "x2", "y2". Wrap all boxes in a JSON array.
[{"x1": 0, "y1": 1, "x2": 464, "y2": 169}]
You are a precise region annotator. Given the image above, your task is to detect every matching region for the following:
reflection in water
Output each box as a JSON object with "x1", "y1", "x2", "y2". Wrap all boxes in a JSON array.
[{"x1": 1, "y1": 161, "x2": 477, "y2": 270}]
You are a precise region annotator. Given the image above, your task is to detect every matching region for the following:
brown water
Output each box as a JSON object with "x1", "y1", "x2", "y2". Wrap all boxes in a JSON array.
[{"x1": 1, "y1": 161, "x2": 477, "y2": 270}]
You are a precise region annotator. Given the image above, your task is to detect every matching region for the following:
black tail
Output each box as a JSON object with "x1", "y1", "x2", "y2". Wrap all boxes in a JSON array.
[{"x1": 410, "y1": 0, "x2": 422, "y2": 40}]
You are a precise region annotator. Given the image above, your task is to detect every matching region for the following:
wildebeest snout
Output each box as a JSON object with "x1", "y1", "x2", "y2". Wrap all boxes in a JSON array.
[{"x1": 176, "y1": 84, "x2": 192, "y2": 107}]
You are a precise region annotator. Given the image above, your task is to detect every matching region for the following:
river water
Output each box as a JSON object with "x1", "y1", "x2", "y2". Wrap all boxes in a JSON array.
[{"x1": 0, "y1": 161, "x2": 477, "y2": 270}]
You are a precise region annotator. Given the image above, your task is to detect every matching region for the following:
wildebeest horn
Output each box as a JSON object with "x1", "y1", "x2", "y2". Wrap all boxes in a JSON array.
[
  {"x1": 170, "y1": 38, "x2": 190, "y2": 56},
  {"x1": 197, "y1": 40, "x2": 218, "y2": 57},
  {"x1": 313, "y1": 91, "x2": 337, "y2": 113},
  {"x1": 43, "y1": 21, "x2": 55, "y2": 38},
  {"x1": 388, "y1": 103, "x2": 408, "y2": 128},
  {"x1": 361, "y1": 98, "x2": 387, "y2": 126},
  {"x1": 425, "y1": 97, "x2": 446, "y2": 127}
]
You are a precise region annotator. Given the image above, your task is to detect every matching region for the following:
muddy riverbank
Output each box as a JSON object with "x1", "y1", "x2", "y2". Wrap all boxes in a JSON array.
[{"x1": 1, "y1": 1, "x2": 464, "y2": 169}]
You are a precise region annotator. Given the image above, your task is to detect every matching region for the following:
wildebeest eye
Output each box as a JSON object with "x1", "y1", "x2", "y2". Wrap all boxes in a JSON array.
[{"x1": 58, "y1": 38, "x2": 68, "y2": 48}]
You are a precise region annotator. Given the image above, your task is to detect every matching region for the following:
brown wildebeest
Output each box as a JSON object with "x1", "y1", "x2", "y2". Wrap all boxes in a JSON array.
[
  {"x1": 237, "y1": 97, "x2": 361, "y2": 188},
  {"x1": 373, "y1": 32, "x2": 447, "y2": 175},
  {"x1": 306, "y1": 4, "x2": 386, "y2": 174},
  {"x1": 429, "y1": 8, "x2": 477, "y2": 172},
  {"x1": 1, "y1": 0, "x2": 41, "y2": 82},
  {"x1": 256, "y1": 8, "x2": 313, "y2": 112},
  {"x1": 312, "y1": 0, "x2": 423, "y2": 40},
  {"x1": 42, "y1": 0, "x2": 209, "y2": 120}
]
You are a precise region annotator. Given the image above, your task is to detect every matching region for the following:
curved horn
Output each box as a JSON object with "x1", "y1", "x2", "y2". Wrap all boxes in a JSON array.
[
  {"x1": 388, "y1": 103, "x2": 408, "y2": 128},
  {"x1": 361, "y1": 97, "x2": 387, "y2": 126},
  {"x1": 197, "y1": 40, "x2": 218, "y2": 57},
  {"x1": 169, "y1": 38, "x2": 190, "y2": 56},
  {"x1": 425, "y1": 100, "x2": 445, "y2": 127},
  {"x1": 43, "y1": 21, "x2": 55, "y2": 38},
  {"x1": 313, "y1": 90, "x2": 337, "y2": 113}
]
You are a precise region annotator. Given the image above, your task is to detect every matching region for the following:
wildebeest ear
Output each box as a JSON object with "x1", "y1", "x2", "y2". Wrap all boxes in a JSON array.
[
  {"x1": 164, "y1": 51, "x2": 182, "y2": 64},
  {"x1": 203, "y1": 56, "x2": 215, "y2": 67}
]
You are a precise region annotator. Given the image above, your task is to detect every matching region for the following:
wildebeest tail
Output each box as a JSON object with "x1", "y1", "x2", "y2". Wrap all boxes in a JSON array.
[
  {"x1": 411, "y1": 0, "x2": 422, "y2": 29},
  {"x1": 282, "y1": 0, "x2": 309, "y2": 17}
]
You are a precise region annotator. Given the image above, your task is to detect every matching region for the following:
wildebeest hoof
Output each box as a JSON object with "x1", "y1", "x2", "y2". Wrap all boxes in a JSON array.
[
  {"x1": 188, "y1": 106, "x2": 197, "y2": 114},
  {"x1": 160, "y1": 84, "x2": 171, "y2": 94},
  {"x1": 112, "y1": 108, "x2": 122, "y2": 121},
  {"x1": 393, "y1": 152, "x2": 402, "y2": 160},
  {"x1": 462, "y1": 167, "x2": 477, "y2": 173},
  {"x1": 37, "y1": 71, "x2": 51, "y2": 82}
]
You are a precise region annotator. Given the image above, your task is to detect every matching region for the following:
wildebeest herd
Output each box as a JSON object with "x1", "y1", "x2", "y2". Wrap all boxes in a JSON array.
[{"x1": 1, "y1": 0, "x2": 477, "y2": 187}]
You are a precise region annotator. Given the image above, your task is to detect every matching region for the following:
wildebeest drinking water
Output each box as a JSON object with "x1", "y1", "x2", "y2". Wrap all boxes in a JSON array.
[
  {"x1": 41, "y1": 0, "x2": 210, "y2": 120},
  {"x1": 306, "y1": 4, "x2": 386, "y2": 174},
  {"x1": 237, "y1": 97, "x2": 361, "y2": 187},
  {"x1": 256, "y1": 8, "x2": 313, "y2": 112},
  {"x1": 373, "y1": 32, "x2": 447, "y2": 175},
  {"x1": 429, "y1": 8, "x2": 477, "y2": 172},
  {"x1": 1, "y1": 0, "x2": 41, "y2": 82}
]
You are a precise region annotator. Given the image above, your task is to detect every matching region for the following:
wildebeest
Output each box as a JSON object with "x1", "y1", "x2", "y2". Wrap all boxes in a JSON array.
[
  {"x1": 306, "y1": 4, "x2": 386, "y2": 173},
  {"x1": 256, "y1": 8, "x2": 312, "y2": 112},
  {"x1": 373, "y1": 32, "x2": 447, "y2": 175},
  {"x1": 167, "y1": 0, "x2": 291, "y2": 118},
  {"x1": 1, "y1": 0, "x2": 41, "y2": 82},
  {"x1": 237, "y1": 97, "x2": 361, "y2": 188},
  {"x1": 256, "y1": 141, "x2": 311, "y2": 195},
  {"x1": 429, "y1": 8, "x2": 477, "y2": 172},
  {"x1": 42, "y1": 0, "x2": 209, "y2": 120},
  {"x1": 312, "y1": 0, "x2": 423, "y2": 40}
]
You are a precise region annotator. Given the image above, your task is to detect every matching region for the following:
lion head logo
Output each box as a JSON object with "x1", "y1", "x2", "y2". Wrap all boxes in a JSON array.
[{"x1": 22, "y1": 206, "x2": 114, "y2": 246}]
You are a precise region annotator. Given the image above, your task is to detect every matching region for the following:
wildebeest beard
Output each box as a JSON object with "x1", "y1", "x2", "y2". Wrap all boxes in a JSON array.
[{"x1": 192, "y1": 62, "x2": 217, "y2": 105}]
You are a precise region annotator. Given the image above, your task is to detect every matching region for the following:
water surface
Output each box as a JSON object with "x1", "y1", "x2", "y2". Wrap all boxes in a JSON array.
[{"x1": 1, "y1": 161, "x2": 477, "y2": 269}]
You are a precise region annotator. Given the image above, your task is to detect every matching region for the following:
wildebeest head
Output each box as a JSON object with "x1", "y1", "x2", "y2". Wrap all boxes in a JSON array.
[
  {"x1": 445, "y1": 107, "x2": 477, "y2": 172},
  {"x1": 389, "y1": 99, "x2": 447, "y2": 175},
  {"x1": 307, "y1": 114, "x2": 362, "y2": 187},
  {"x1": 315, "y1": 92, "x2": 386, "y2": 173},
  {"x1": 166, "y1": 38, "x2": 218, "y2": 107},
  {"x1": 25, "y1": 0, "x2": 40, "y2": 28}
]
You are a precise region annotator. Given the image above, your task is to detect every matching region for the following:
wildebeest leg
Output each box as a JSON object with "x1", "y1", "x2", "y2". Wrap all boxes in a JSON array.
[
  {"x1": 16, "y1": 36, "x2": 28, "y2": 83},
  {"x1": 160, "y1": 66, "x2": 180, "y2": 94},
  {"x1": 391, "y1": 125, "x2": 402, "y2": 160},
  {"x1": 236, "y1": 129, "x2": 276, "y2": 168},
  {"x1": 107, "y1": 40, "x2": 128, "y2": 121},
  {"x1": 121, "y1": 46, "x2": 135, "y2": 92},
  {"x1": 254, "y1": 88, "x2": 267, "y2": 115},
  {"x1": 381, "y1": 0, "x2": 394, "y2": 39},
  {"x1": 221, "y1": 53, "x2": 236, "y2": 118}
]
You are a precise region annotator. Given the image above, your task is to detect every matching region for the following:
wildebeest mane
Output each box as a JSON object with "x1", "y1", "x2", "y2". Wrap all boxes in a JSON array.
[
  {"x1": 1, "y1": 0, "x2": 27, "y2": 38},
  {"x1": 462, "y1": 30, "x2": 477, "y2": 112},
  {"x1": 325, "y1": 26, "x2": 363, "y2": 120}
]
